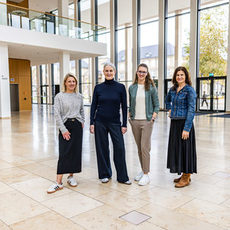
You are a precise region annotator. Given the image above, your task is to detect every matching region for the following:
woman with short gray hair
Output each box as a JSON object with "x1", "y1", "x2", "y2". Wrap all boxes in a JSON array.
[{"x1": 90, "y1": 63, "x2": 131, "y2": 185}]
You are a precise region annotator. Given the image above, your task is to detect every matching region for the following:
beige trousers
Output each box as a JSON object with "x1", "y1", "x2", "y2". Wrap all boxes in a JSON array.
[{"x1": 129, "y1": 119, "x2": 154, "y2": 173}]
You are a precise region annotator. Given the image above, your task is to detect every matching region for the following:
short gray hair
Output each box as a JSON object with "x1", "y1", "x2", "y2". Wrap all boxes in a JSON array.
[{"x1": 103, "y1": 62, "x2": 116, "y2": 71}]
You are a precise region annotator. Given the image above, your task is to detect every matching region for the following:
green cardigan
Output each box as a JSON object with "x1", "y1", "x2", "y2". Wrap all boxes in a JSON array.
[{"x1": 129, "y1": 84, "x2": 160, "y2": 121}]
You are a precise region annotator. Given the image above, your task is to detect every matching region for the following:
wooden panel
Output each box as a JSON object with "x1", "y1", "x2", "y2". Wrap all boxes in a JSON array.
[
  {"x1": 7, "y1": 0, "x2": 29, "y2": 9},
  {"x1": 9, "y1": 58, "x2": 31, "y2": 110}
]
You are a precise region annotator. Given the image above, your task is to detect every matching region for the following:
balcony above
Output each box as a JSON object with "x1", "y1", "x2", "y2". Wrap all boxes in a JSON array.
[{"x1": 0, "y1": 2, "x2": 107, "y2": 65}]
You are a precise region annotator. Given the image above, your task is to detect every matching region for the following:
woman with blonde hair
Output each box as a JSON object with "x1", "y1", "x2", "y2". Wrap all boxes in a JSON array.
[
  {"x1": 47, "y1": 73, "x2": 85, "y2": 193},
  {"x1": 129, "y1": 63, "x2": 159, "y2": 186}
]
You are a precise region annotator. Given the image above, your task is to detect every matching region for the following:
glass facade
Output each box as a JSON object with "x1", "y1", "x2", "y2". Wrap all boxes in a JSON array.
[
  {"x1": 198, "y1": 1, "x2": 229, "y2": 77},
  {"x1": 30, "y1": 0, "x2": 230, "y2": 112}
]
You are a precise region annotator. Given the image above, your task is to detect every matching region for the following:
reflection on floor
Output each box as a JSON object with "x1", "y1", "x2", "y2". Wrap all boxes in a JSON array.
[{"x1": 0, "y1": 104, "x2": 230, "y2": 230}]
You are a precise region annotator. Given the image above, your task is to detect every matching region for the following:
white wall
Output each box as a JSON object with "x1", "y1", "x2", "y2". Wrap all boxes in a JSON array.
[{"x1": 0, "y1": 44, "x2": 11, "y2": 118}]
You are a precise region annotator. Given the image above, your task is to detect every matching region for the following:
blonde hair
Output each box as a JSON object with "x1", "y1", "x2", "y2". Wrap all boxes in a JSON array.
[{"x1": 62, "y1": 73, "x2": 78, "y2": 93}]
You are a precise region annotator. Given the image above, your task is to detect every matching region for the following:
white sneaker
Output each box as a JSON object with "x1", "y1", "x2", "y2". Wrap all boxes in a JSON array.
[
  {"x1": 138, "y1": 174, "x2": 150, "y2": 186},
  {"x1": 67, "y1": 176, "x2": 78, "y2": 187},
  {"x1": 134, "y1": 171, "x2": 144, "y2": 181},
  {"x1": 124, "y1": 180, "x2": 132, "y2": 185},
  {"x1": 47, "y1": 182, "x2": 63, "y2": 194},
  {"x1": 101, "y1": 178, "x2": 109, "y2": 183}
]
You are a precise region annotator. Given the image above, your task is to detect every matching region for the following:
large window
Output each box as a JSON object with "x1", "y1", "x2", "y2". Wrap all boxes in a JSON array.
[
  {"x1": 198, "y1": 1, "x2": 229, "y2": 77},
  {"x1": 81, "y1": 58, "x2": 92, "y2": 104},
  {"x1": 97, "y1": 0, "x2": 110, "y2": 83},
  {"x1": 166, "y1": 0, "x2": 190, "y2": 79},
  {"x1": 116, "y1": 0, "x2": 133, "y2": 86},
  {"x1": 31, "y1": 66, "x2": 39, "y2": 104}
]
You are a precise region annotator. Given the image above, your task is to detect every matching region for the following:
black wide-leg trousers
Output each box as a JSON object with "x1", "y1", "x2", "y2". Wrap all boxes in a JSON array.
[{"x1": 94, "y1": 121, "x2": 129, "y2": 183}]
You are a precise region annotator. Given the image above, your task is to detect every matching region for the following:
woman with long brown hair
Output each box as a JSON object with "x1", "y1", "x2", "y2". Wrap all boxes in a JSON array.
[
  {"x1": 129, "y1": 63, "x2": 159, "y2": 186},
  {"x1": 165, "y1": 66, "x2": 197, "y2": 188}
]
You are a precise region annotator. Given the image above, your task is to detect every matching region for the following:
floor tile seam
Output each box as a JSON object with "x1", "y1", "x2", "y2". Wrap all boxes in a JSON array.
[
  {"x1": 8, "y1": 211, "x2": 51, "y2": 228},
  {"x1": 171, "y1": 197, "x2": 196, "y2": 210},
  {"x1": 188, "y1": 195, "x2": 230, "y2": 206},
  {"x1": 145, "y1": 220, "x2": 167, "y2": 230},
  {"x1": 174, "y1": 207, "x2": 229, "y2": 230},
  {"x1": 218, "y1": 196, "x2": 230, "y2": 206},
  {"x1": 67, "y1": 202, "x2": 104, "y2": 219},
  {"x1": 174, "y1": 198, "x2": 230, "y2": 229},
  {"x1": 0, "y1": 217, "x2": 13, "y2": 230},
  {"x1": 139, "y1": 203, "x2": 228, "y2": 230},
  {"x1": 95, "y1": 188, "x2": 152, "y2": 203}
]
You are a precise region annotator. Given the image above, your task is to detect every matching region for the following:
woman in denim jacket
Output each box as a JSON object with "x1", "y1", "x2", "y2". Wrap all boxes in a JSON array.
[
  {"x1": 165, "y1": 66, "x2": 197, "y2": 188},
  {"x1": 129, "y1": 63, "x2": 160, "y2": 186}
]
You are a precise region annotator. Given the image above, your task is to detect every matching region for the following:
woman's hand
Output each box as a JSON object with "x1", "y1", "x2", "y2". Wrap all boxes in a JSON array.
[
  {"x1": 82, "y1": 123, "x2": 84, "y2": 128},
  {"x1": 168, "y1": 109, "x2": 171, "y2": 117},
  {"x1": 62, "y1": 131, "x2": 71, "y2": 141},
  {"x1": 152, "y1": 112, "x2": 157, "y2": 121},
  {"x1": 182, "y1": 130, "x2": 189, "y2": 140},
  {"x1": 121, "y1": 127, "x2": 127, "y2": 134},
  {"x1": 90, "y1": 125, "x2": 94, "y2": 134}
]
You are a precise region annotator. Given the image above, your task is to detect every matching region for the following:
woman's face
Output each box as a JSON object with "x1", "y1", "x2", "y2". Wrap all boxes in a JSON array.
[
  {"x1": 137, "y1": 66, "x2": 148, "y2": 82},
  {"x1": 65, "y1": 77, "x2": 77, "y2": 92},
  {"x1": 103, "y1": 65, "x2": 115, "y2": 80},
  {"x1": 176, "y1": 70, "x2": 186, "y2": 85}
]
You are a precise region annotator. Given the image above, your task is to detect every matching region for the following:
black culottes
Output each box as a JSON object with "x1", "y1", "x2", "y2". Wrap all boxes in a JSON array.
[
  {"x1": 57, "y1": 119, "x2": 83, "y2": 174},
  {"x1": 167, "y1": 119, "x2": 197, "y2": 175}
]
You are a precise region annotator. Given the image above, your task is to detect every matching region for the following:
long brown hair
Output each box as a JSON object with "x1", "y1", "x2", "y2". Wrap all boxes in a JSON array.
[
  {"x1": 133, "y1": 63, "x2": 155, "y2": 91},
  {"x1": 172, "y1": 66, "x2": 192, "y2": 89}
]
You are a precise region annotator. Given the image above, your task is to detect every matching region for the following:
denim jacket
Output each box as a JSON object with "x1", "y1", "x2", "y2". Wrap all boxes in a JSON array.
[
  {"x1": 129, "y1": 84, "x2": 160, "y2": 121},
  {"x1": 165, "y1": 84, "x2": 196, "y2": 132}
]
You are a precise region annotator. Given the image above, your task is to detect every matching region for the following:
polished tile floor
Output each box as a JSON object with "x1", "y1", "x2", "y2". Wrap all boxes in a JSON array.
[{"x1": 0, "y1": 105, "x2": 230, "y2": 230}]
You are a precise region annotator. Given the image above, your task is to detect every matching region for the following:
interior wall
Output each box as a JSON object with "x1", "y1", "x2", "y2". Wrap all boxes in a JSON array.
[
  {"x1": 7, "y1": 0, "x2": 28, "y2": 8},
  {"x1": 9, "y1": 58, "x2": 32, "y2": 110}
]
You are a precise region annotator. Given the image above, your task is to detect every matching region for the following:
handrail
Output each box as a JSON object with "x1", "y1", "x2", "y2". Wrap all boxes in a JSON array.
[{"x1": 0, "y1": 1, "x2": 106, "y2": 30}]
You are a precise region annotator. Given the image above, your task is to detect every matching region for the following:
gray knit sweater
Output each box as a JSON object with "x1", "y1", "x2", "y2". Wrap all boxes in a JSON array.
[{"x1": 54, "y1": 92, "x2": 85, "y2": 134}]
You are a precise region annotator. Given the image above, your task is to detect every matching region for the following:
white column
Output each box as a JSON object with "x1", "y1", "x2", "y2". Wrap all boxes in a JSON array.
[
  {"x1": 59, "y1": 52, "x2": 70, "y2": 85},
  {"x1": 47, "y1": 64, "x2": 53, "y2": 104},
  {"x1": 226, "y1": 3, "x2": 230, "y2": 111},
  {"x1": 132, "y1": 0, "x2": 138, "y2": 79},
  {"x1": 36, "y1": 65, "x2": 41, "y2": 104},
  {"x1": 58, "y1": 0, "x2": 69, "y2": 17},
  {"x1": 189, "y1": 0, "x2": 198, "y2": 89},
  {"x1": 75, "y1": 60, "x2": 80, "y2": 92},
  {"x1": 158, "y1": 0, "x2": 165, "y2": 109},
  {"x1": 110, "y1": 0, "x2": 115, "y2": 63},
  {"x1": 125, "y1": 24, "x2": 129, "y2": 88},
  {"x1": 90, "y1": 0, "x2": 95, "y2": 101},
  {"x1": 0, "y1": 44, "x2": 11, "y2": 118},
  {"x1": 58, "y1": 0, "x2": 69, "y2": 36},
  {"x1": 0, "y1": 0, "x2": 7, "y2": 26}
]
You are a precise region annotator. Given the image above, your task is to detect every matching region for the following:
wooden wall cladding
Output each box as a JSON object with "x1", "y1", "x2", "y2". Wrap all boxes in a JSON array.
[
  {"x1": 9, "y1": 58, "x2": 32, "y2": 111},
  {"x1": 7, "y1": 0, "x2": 29, "y2": 9}
]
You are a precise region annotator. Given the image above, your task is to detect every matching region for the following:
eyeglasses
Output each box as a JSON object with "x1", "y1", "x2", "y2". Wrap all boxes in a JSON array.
[{"x1": 137, "y1": 71, "x2": 147, "y2": 74}]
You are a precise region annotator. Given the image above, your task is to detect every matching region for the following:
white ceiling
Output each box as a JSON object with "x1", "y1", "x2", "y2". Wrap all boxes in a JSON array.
[
  {"x1": 8, "y1": 43, "x2": 98, "y2": 66},
  {"x1": 29, "y1": 0, "x2": 73, "y2": 13}
]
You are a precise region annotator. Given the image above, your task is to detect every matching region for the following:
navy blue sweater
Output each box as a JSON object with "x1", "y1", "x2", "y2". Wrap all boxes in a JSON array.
[{"x1": 90, "y1": 79, "x2": 127, "y2": 127}]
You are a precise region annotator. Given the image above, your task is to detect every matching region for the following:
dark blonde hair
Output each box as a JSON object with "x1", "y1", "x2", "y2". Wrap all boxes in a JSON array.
[
  {"x1": 133, "y1": 63, "x2": 155, "y2": 91},
  {"x1": 62, "y1": 73, "x2": 78, "y2": 93},
  {"x1": 172, "y1": 66, "x2": 192, "y2": 89}
]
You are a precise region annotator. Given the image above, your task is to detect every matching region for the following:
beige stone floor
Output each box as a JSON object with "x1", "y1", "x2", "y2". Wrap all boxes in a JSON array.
[{"x1": 0, "y1": 105, "x2": 230, "y2": 230}]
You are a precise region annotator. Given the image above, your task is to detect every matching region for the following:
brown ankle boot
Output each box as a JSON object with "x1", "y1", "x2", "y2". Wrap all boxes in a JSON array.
[
  {"x1": 174, "y1": 175, "x2": 191, "y2": 183},
  {"x1": 174, "y1": 176, "x2": 182, "y2": 183},
  {"x1": 175, "y1": 173, "x2": 191, "y2": 188}
]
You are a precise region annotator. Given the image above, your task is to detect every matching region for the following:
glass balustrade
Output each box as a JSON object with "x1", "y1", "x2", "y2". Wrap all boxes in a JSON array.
[{"x1": 0, "y1": 2, "x2": 105, "y2": 41}]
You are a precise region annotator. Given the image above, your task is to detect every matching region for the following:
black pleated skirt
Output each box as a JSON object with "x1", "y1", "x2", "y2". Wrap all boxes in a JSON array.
[
  {"x1": 167, "y1": 119, "x2": 197, "y2": 175},
  {"x1": 57, "y1": 119, "x2": 83, "y2": 174}
]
